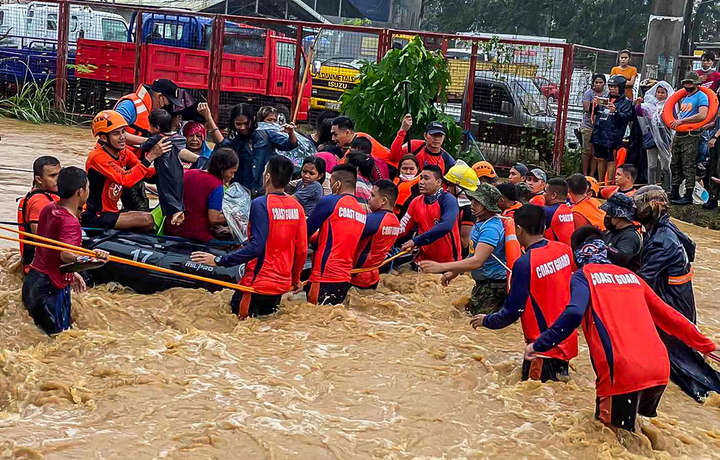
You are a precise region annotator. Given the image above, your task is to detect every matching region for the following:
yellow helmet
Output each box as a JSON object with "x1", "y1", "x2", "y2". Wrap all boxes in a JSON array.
[
  {"x1": 472, "y1": 161, "x2": 498, "y2": 180},
  {"x1": 444, "y1": 160, "x2": 478, "y2": 191}
]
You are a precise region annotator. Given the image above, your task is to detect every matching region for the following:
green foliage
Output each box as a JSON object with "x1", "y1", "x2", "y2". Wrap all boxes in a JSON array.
[
  {"x1": 342, "y1": 18, "x2": 372, "y2": 26},
  {"x1": 0, "y1": 78, "x2": 64, "y2": 124},
  {"x1": 340, "y1": 36, "x2": 462, "y2": 155},
  {"x1": 561, "y1": 145, "x2": 582, "y2": 176},
  {"x1": 421, "y1": 0, "x2": 654, "y2": 51},
  {"x1": 67, "y1": 63, "x2": 98, "y2": 75}
]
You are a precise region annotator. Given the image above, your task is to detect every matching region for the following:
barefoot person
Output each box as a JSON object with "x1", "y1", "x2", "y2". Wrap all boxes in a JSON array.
[
  {"x1": 83, "y1": 110, "x2": 170, "y2": 231},
  {"x1": 22, "y1": 167, "x2": 109, "y2": 335},
  {"x1": 526, "y1": 227, "x2": 720, "y2": 432}
]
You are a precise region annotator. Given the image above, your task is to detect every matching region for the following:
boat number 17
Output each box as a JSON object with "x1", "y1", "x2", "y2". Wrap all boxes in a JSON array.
[{"x1": 130, "y1": 249, "x2": 153, "y2": 263}]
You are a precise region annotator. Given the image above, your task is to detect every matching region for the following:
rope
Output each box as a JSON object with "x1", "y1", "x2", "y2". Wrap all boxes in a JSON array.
[{"x1": 0, "y1": 225, "x2": 256, "y2": 294}]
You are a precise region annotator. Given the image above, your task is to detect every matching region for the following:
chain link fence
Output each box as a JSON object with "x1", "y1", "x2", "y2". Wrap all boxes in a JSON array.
[{"x1": 1, "y1": 0, "x2": 577, "y2": 169}]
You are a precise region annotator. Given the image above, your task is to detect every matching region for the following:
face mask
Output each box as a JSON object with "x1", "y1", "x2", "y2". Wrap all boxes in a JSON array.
[
  {"x1": 399, "y1": 174, "x2": 417, "y2": 182},
  {"x1": 604, "y1": 216, "x2": 616, "y2": 232}
]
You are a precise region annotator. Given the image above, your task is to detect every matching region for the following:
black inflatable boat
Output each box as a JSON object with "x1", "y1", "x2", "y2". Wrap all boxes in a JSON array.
[{"x1": 83, "y1": 230, "x2": 241, "y2": 294}]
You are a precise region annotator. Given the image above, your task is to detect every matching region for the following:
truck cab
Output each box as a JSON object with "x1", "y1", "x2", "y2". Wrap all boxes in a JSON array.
[{"x1": 0, "y1": 2, "x2": 127, "y2": 50}]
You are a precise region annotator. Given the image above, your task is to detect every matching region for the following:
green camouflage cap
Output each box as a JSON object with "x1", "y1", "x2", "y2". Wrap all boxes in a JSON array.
[
  {"x1": 466, "y1": 183, "x2": 501, "y2": 213},
  {"x1": 681, "y1": 72, "x2": 701, "y2": 85}
]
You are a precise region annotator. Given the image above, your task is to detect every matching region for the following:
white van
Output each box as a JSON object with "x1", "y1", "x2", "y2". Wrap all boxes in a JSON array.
[{"x1": 0, "y1": 2, "x2": 128, "y2": 49}]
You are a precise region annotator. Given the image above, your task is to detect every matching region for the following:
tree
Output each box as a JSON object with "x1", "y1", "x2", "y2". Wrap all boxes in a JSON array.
[
  {"x1": 340, "y1": 36, "x2": 462, "y2": 154},
  {"x1": 421, "y1": 0, "x2": 653, "y2": 51}
]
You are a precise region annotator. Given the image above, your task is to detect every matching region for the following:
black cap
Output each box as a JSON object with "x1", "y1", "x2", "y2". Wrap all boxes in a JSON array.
[
  {"x1": 425, "y1": 121, "x2": 446, "y2": 135},
  {"x1": 150, "y1": 78, "x2": 181, "y2": 106}
]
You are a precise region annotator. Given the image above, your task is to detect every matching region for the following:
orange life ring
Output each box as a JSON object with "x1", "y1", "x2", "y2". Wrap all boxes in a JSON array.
[{"x1": 662, "y1": 86, "x2": 719, "y2": 132}]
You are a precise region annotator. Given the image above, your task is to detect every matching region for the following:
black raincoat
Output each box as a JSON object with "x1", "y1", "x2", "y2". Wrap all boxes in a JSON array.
[{"x1": 637, "y1": 214, "x2": 720, "y2": 401}]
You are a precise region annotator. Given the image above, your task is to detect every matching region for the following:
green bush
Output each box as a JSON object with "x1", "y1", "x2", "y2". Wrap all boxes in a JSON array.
[
  {"x1": 340, "y1": 36, "x2": 462, "y2": 155},
  {"x1": 0, "y1": 78, "x2": 63, "y2": 124}
]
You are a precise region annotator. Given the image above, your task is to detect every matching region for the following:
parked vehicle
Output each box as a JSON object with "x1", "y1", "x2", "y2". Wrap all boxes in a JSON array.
[
  {"x1": 0, "y1": 2, "x2": 127, "y2": 81},
  {"x1": 533, "y1": 75, "x2": 559, "y2": 102},
  {"x1": 74, "y1": 13, "x2": 310, "y2": 122},
  {"x1": 453, "y1": 71, "x2": 556, "y2": 165}
]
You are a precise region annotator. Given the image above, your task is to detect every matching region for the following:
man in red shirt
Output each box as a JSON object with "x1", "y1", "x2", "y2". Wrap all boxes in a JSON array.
[
  {"x1": 18, "y1": 156, "x2": 61, "y2": 270},
  {"x1": 399, "y1": 165, "x2": 461, "y2": 264},
  {"x1": 527, "y1": 226, "x2": 719, "y2": 432},
  {"x1": 83, "y1": 110, "x2": 170, "y2": 231},
  {"x1": 305, "y1": 164, "x2": 367, "y2": 305},
  {"x1": 472, "y1": 204, "x2": 577, "y2": 382},
  {"x1": 192, "y1": 156, "x2": 307, "y2": 318},
  {"x1": 543, "y1": 177, "x2": 575, "y2": 246},
  {"x1": 22, "y1": 167, "x2": 109, "y2": 334},
  {"x1": 352, "y1": 180, "x2": 401, "y2": 289},
  {"x1": 390, "y1": 116, "x2": 456, "y2": 174},
  {"x1": 697, "y1": 51, "x2": 720, "y2": 92}
]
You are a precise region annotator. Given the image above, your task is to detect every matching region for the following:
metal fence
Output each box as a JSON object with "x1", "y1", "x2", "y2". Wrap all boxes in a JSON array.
[{"x1": 0, "y1": 0, "x2": 576, "y2": 170}]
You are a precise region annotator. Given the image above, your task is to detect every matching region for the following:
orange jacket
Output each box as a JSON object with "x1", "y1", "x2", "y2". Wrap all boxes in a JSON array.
[{"x1": 571, "y1": 196, "x2": 606, "y2": 230}]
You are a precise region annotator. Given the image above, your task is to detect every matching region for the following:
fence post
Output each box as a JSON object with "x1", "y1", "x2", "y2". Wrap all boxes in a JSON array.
[
  {"x1": 133, "y1": 13, "x2": 143, "y2": 88},
  {"x1": 376, "y1": 30, "x2": 386, "y2": 63},
  {"x1": 552, "y1": 44, "x2": 574, "y2": 172},
  {"x1": 54, "y1": 0, "x2": 70, "y2": 112},
  {"x1": 292, "y1": 26, "x2": 303, "y2": 114},
  {"x1": 463, "y1": 41, "x2": 478, "y2": 132},
  {"x1": 207, "y1": 15, "x2": 225, "y2": 124}
]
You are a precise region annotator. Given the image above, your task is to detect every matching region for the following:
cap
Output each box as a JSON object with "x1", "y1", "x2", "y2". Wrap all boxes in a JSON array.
[
  {"x1": 599, "y1": 192, "x2": 636, "y2": 221},
  {"x1": 150, "y1": 78, "x2": 181, "y2": 106},
  {"x1": 526, "y1": 168, "x2": 547, "y2": 182},
  {"x1": 681, "y1": 72, "x2": 701, "y2": 85},
  {"x1": 425, "y1": 121, "x2": 446, "y2": 135},
  {"x1": 466, "y1": 183, "x2": 501, "y2": 213},
  {"x1": 511, "y1": 163, "x2": 529, "y2": 176}
]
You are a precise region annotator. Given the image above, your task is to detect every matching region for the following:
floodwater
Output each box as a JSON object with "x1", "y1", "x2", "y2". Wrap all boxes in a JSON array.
[{"x1": 1, "y1": 117, "x2": 720, "y2": 459}]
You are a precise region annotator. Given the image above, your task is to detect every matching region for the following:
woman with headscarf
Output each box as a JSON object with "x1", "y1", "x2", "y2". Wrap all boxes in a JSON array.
[
  {"x1": 633, "y1": 185, "x2": 720, "y2": 402},
  {"x1": 635, "y1": 81, "x2": 675, "y2": 191},
  {"x1": 183, "y1": 121, "x2": 213, "y2": 159}
]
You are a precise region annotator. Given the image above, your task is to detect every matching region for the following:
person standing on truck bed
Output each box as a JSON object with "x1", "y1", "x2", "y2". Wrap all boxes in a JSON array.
[{"x1": 390, "y1": 115, "x2": 456, "y2": 175}]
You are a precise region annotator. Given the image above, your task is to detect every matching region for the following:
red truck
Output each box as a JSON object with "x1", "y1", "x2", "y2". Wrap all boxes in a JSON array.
[{"x1": 75, "y1": 13, "x2": 310, "y2": 122}]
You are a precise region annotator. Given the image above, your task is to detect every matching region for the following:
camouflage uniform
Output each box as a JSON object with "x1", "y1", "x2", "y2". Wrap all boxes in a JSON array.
[
  {"x1": 469, "y1": 281, "x2": 507, "y2": 316},
  {"x1": 670, "y1": 134, "x2": 700, "y2": 194},
  {"x1": 465, "y1": 183, "x2": 507, "y2": 316}
]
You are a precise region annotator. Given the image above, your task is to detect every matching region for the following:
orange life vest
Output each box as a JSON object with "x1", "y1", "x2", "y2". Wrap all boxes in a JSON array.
[
  {"x1": 571, "y1": 196, "x2": 606, "y2": 230},
  {"x1": 356, "y1": 132, "x2": 394, "y2": 167},
  {"x1": 393, "y1": 176, "x2": 420, "y2": 216},
  {"x1": 501, "y1": 216, "x2": 523, "y2": 293},
  {"x1": 115, "y1": 84, "x2": 153, "y2": 153},
  {"x1": 529, "y1": 193, "x2": 545, "y2": 206},
  {"x1": 502, "y1": 201, "x2": 522, "y2": 218},
  {"x1": 17, "y1": 189, "x2": 57, "y2": 268}
]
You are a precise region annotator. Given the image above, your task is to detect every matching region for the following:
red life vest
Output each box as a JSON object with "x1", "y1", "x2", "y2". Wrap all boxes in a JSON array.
[
  {"x1": 17, "y1": 189, "x2": 57, "y2": 268},
  {"x1": 545, "y1": 203, "x2": 575, "y2": 246},
  {"x1": 351, "y1": 210, "x2": 401, "y2": 288},
  {"x1": 581, "y1": 263, "x2": 671, "y2": 396},
  {"x1": 524, "y1": 241, "x2": 578, "y2": 361}
]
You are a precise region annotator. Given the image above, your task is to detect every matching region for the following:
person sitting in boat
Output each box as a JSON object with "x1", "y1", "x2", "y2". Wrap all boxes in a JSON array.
[
  {"x1": 18, "y1": 156, "x2": 61, "y2": 272},
  {"x1": 22, "y1": 167, "x2": 109, "y2": 335},
  {"x1": 165, "y1": 148, "x2": 239, "y2": 242},
  {"x1": 83, "y1": 110, "x2": 171, "y2": 232},
  {"x1": 304, "y1": 164, "x2": 367, "y2": 305},
  {"x1": 191, "y1": 156, "x2": 307, "y2": 319},
  {"x1": 351, "y1": 180, "x2": 401, "y2": 290}
]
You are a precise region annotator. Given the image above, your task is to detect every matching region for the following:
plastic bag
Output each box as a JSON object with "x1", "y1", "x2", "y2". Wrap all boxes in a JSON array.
[
  {"x1": 222, "y1": 183, "x2": 252, "y2": 242},
  {"x1": 256, "y1": 121, "x2": 317, "y2": 166},
  {"x1": 693, "y1": 181, "x2": 709, "y2": 205}
]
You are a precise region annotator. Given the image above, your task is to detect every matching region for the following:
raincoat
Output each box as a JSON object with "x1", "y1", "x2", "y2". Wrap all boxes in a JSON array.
[{"x1": 636, "y1": 81, "x2": 675, "y2": 172}]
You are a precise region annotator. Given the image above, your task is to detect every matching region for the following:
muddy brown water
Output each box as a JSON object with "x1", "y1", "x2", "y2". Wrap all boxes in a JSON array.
[{"x1": 1, "y1": 117, "x2": 720, "y2": 459}]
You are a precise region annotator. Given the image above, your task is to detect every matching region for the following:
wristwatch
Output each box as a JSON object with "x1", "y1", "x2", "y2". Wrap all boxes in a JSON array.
[{"x1": 214, "y1": 256, "x2": 222, "y2": 266}]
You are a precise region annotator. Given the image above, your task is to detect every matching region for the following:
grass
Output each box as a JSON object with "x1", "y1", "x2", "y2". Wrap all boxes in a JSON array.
[{"x1": 0, "y1": 60, "x2": 67, "y2": 124}]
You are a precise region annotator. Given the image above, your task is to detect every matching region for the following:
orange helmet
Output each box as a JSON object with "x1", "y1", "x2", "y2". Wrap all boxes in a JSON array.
[
  {"x1": 92, "y1": 110, "x2": 128, "y2": 137},
  {"x1": 586, "y1": 176, "x2": 600, "y2": 197},
  {"x1": 472, "y1": 161, "x2": 497, "y2": 180}
]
